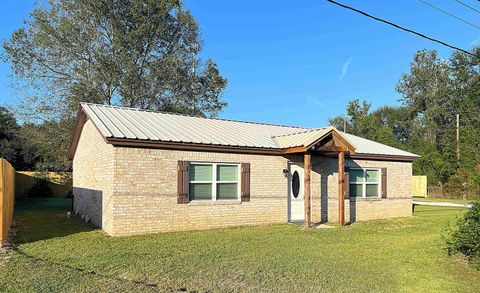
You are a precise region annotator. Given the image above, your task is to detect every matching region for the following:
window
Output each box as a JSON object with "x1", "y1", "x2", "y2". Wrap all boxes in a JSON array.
[
  {"x1": 189, "y1": 162, "x2": 240, "y2": 201},
  {"x1": 349, "y1": 168, "x2": 380, "y2": 198},
  {"x1": 292, "y1": 171, "x2": 300, "y2": 198}
]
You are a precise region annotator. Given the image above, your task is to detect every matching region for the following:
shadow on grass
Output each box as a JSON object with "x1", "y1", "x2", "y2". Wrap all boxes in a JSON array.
[{"x1": 13, "y1": 198, "x2": 97, "y2": 244}]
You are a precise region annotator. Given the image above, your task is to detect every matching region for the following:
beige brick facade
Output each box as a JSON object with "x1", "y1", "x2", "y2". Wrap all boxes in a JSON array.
[
  {"x1": 73, "y1": 119, "x2": 413, "y2": 236},
  {"x1": 310, "y1": 156, "x2": 412, "y2": 223},
  {"x1": 72, "y1": 120, "x2": 114, "y2": 231}
]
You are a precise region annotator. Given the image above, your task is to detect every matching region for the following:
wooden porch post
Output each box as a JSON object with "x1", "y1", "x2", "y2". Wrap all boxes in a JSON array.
[
  {"x1": 304, "y1": 152, "x2": 311, "y2": 228},
  {"x1": 338, "y1": 151, "x2": 345, "y2": 227}
]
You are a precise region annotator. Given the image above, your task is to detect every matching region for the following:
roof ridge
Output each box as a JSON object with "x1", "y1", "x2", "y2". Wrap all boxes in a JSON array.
[
  {"x1": 272, "y1": 126, "x2": 331, "y2": 138},
  {"x1": 81, "y1": 103, "x2": 310, "y2": 130}
]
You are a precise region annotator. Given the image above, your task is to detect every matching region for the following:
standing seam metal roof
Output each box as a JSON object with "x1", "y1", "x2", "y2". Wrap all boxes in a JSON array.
[
  {"x1": 80, "y1": 103, "x2": 420, "y2": 157},
  {"x1": 273, "y1": 127, "x2": 340, "y2": 149}
]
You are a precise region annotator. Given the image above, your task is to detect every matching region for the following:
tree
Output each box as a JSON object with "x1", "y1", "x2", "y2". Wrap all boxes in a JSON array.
[
  {"x1": 398, "y1": 49, "x2": 480, "y2": 190},
  {"x1": 2, "y1": 0, "x2": 227, "y2": 170},
  {"x1": 20, "y1": 119, "x2": 74, "y2": 171},
  {"x1": 0, "y1": 107, "x2": 19, "y2": 163},
  {"x1": 330, "y1": 49, "x2": 480, "y2": 195},
  {"x1": 0, "y1": 106, "x2": 37, "y2": 170},
  {"x1": 329, "y1": 99, "x2": 368, "y2": 135},
  {"x1": 396, "y1": 50, "x2": 455, "y2": 146},
  {"x1": 329, "y1": 99, "x2": 397, "y2": 146}
]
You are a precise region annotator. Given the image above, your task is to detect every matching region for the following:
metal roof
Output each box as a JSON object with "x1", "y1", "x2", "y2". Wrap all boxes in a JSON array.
[
  {"x1": 341, "y1": 132, "x2": 419, "y2": 157},
  {"x1": 273, "y1": 127, "x2": 337, "y2": 148},
  {"x1": 81, "y1": 103, "x2": 305, "y2": 148},
  {"x1": 80, "y1": 103, "x2": 419, "y2": 157}
]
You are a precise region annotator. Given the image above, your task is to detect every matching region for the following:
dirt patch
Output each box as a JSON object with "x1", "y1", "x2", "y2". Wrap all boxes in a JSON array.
[{"x1": 0, "y1": 221, "x2": 17, "y2": 267}]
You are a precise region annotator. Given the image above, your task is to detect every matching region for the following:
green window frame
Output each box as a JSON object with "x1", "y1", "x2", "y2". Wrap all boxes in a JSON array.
[
  {"x1": 188, "y1": 162, "x2": 240, "y2": 201},
  {"x1": 349, "y1": 168, "x2": 380, "y2": 198}
]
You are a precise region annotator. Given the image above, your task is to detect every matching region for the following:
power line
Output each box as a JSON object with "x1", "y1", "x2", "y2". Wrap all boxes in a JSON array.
[
  {"x1": 326, "y1": 0, "x2": 477, "y2": 57},
  {"x1": 418, "y1": 0, "x2": 480, "y2": 30},
  {"x1": 453, "y1": 0, "x2": 480, "y2": 15}
]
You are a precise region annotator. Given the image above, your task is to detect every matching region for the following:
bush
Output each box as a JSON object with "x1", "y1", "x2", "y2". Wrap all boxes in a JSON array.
[
  {"x1": 28, "y1": 180, "x2": 52, "y2": 198},
  {"x1": 445, "y1": 202, "x2": 480, "y2": 268},
  {"x1": 28, "y1": 170, "x2": 53, "y2": 198}
]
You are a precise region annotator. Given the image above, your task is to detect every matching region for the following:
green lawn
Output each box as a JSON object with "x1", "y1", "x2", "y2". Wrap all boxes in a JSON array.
[{"x1": 1, "y1": 199, "x2": 480, "y2": 292}]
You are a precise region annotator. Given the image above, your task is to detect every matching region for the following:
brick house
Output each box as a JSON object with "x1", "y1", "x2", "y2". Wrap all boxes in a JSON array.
[{"x1": 69, "y1": 103, "x2": 419, "y2": 236}]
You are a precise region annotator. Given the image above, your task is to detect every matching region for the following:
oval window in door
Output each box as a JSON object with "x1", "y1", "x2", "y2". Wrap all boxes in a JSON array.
[{"x1": 292, "y1": 171, "x2": 300, "y2": 198}]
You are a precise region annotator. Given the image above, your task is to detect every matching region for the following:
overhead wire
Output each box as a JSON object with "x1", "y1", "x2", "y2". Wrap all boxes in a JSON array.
[
  {"x1": 326, "y1": 0, "x2": 477, "y2": 57},
  {"x1": 418, "y1": 0, "x2": 480, "y2": 30},
  {"x1": 453, "y1": 0, "x2": 480, "y2": 14}
]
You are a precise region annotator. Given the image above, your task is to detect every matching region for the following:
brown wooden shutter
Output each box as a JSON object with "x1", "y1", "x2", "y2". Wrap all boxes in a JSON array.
[
  {"x1": 241, "y1": 163, "x2": 251, "y2": 202},
  {"x1": 177, "y1": 161, "x2": 189, "y2": 204},
  {"x1": 344, "y1": 167, "x2": 350, "y2": 199},
  {"x1": 381, "y1": 167, "x2": 387, "y2": 199}
]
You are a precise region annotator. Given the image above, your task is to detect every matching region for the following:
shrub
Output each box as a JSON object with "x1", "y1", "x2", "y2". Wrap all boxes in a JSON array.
[
  {"x1": 28, "y1": 170, "x2": 53, "y2": 198},
  {"x1": 28, "y1": 180, "x2": 52, "y2": 198},
  {"x1": 445, "y1": 202, "x2": 480, "y2": 268}
]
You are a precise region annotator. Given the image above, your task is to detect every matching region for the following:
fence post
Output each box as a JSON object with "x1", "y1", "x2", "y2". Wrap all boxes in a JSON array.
[
  {"x1": 0, "y1": 158, "x2": 15, "y2": 247},
  {"x1": 0, "y1": 160, "x2": 4, "y2": 246}
]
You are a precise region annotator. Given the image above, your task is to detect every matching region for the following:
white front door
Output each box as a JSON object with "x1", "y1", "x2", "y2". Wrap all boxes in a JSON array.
[{"x1": 288, "y1": 163, "x2": 304, "y2": 222}]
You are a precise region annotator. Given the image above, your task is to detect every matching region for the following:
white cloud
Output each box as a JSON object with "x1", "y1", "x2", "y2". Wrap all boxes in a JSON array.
[
  {"x1": 471, "y1": 36, "x2": 480, "y2": 46},
  {"x1": 307, "y1": 97, "x2": 326, "y2": 109},
  {"x1": 339, "y1": 57, "x2": 352, "y2": 81}
]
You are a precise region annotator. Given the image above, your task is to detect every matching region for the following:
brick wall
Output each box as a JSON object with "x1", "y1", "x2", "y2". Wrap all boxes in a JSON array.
[
  {"x1": 109, "y1": 147, "x2": 291, "y2": 236},
  {"x1": 311, "y1": 156, "x2": 412, "y2": 223},
  {"x1": 73, "y1": 120, "x2": 412, "y2": 236},
  {"x1": 72, "y1": 120, "x2": 115, "y2": 232}
]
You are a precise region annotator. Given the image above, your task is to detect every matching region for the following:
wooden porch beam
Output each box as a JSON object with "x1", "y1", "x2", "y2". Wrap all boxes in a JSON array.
[
  {"x1": 338, "y1": 151, "x2": 345, "y2": 227},
  {"x1": 304, "y1": 152, "x2": 311, "y2": 228},
  {"x1": 317, "y1": 144, "x2": 349, "y2": 153},
  {"x1": 332, "y1": 131, "x2": 356, "y2": 155},
  {"x1": 309, "y1": 131, "x2": 355, "y2": 155},
  {"x1": 281, "y1": 146, "x2": 307, "y2": 154}
]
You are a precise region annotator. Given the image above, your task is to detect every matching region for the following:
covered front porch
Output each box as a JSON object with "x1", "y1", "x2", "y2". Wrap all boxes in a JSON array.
[{"x1": 275, "y1": 127, "x2": 356, "y2": 227}]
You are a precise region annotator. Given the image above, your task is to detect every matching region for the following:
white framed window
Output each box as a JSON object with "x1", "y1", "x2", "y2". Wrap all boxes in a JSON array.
[
  {"x1": 349, "y1": 168, "x2": 380, "y2": 198},
  {"x1": 188, "y1": 162, "x2": 240, "y2": 201}
]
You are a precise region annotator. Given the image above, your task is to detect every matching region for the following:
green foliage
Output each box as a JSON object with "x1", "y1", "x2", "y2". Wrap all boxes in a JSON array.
[
  {"x1": 330, "y1": 49, "x2": 480, "y2": 196},
  {"x1": 1, "y1": 0, "x2": 228, "y2": 171},
  {"x1": 0, "y1": 106, "x2": 21, "y2": 163},
  {"x1": 21, "y1": 118, "x2": 75, "y2": 171},
  {"x1": 445, "y1": 203, "x2": 480, "y2": 268},
  {"x1": 0, "y1": 106, "x2": 37, "y2": 169},
  {"x1": 28, "y1": 180, "x2": 53, "y2": 198},
  {"x1": 27, "y1": 170, "x2": 53, "y2": 198}
]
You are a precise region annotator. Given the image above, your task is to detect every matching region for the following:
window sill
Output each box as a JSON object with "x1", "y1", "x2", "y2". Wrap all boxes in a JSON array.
[{"x1": 188, "y1": 200, "x2": 242, "y2": 206}]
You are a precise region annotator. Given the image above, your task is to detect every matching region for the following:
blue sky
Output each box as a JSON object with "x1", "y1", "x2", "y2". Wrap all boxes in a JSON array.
[{"x1": 1, "y1": 0, "x2": 479, "y2": 127}]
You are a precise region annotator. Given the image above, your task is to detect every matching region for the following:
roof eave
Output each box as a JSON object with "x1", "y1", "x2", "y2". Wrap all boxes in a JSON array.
[
  {"x1": 104, "y1": 137, "x2": 420, "y2": 161},
  {"x1": 67, "y1": 107, "x2": 88, "y2": 160},
  {"x1": 68, "y1": 105, "x2": 113, "y2": 160},
  {"x1": 349, "y1": 153, "x2": 421, "y2": 162},
  {"x1": 106, "y1": 137, "x2": 285, "y2": 155}
]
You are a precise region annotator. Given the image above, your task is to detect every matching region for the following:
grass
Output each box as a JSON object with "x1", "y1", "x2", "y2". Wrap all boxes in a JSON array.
[
  {"x1": 1, "y1": 199, "x2": 480, "y2": 292},
  {"x1": 413, "y1": 197, "x2": 479, "y2": 204}
]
